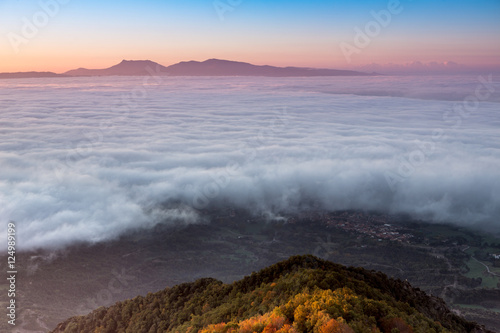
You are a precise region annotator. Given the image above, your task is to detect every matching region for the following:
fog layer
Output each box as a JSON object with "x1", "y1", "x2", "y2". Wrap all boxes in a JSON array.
[{"x1": 1, "y1": 75, "x2": 499, "y2": 250}]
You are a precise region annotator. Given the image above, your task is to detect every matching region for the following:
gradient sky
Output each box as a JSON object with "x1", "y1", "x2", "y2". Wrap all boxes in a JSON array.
[{"x1": 0, "y1": 0, "x2": 499, "y2": 73}]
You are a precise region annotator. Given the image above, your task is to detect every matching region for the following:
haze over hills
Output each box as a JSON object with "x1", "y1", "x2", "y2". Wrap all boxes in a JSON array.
[{"x1": 0, "y1": 59, "x2": 377, "y2": 78}]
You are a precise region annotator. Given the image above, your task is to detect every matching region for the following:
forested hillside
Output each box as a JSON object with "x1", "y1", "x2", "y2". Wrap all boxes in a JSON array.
[{"x1": 50, "y1": 255, "x2": 491, "y2": 333}]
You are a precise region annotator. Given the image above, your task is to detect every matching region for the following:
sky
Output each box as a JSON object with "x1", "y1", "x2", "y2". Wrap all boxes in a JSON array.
[{"x1": 0, "y1": 0, "x2": 499, "y2": 73}]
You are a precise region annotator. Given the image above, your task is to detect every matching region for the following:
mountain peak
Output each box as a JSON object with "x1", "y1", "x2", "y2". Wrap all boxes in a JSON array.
[
  {"x1": 63, "y1": 60, "x2": 169, "y2": 76},
  {"x1": 119, "y1": 59, "x2": 155, "y2": 64}
]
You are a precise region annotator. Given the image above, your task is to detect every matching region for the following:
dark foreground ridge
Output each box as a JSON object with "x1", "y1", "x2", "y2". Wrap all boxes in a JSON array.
[{"x1": 50, "y1": 255, "x2": 491, "y2": 333}]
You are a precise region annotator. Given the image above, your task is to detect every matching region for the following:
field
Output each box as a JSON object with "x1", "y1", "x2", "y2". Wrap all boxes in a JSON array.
[{"x1": 463, "y1": 257, "x2": 499, "y2": 288}]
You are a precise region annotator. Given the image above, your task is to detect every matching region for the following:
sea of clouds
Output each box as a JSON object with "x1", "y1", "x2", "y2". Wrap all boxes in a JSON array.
[{"x1": 1, "y1": 75, "x2": 499, "y2": 250}]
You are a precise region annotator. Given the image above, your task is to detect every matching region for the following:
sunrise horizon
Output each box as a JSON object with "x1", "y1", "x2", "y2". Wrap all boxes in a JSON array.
[
  {"x1": 1, "y1": 0, "x2": 499, "y2": 74},
  {"x1": 2, "y1": 57, "x2": 500, "y2": 76}
]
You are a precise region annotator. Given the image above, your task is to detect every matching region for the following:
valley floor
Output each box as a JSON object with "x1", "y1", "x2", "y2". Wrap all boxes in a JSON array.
[{"x1": 3, "y1": 209, "x2": 500, "y2": 332}]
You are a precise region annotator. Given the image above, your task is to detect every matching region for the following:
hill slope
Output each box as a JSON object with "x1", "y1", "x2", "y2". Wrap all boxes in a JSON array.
[
  {"x1": 0, "y1": 71, "x2": 66, "y2": 79},
  {"x1": 63, "y1": 60, "x2": 170, "y2": 76},
  {"x1": 164, "y1": 59, "x2": 375, "y2": 76},
  {"x1": 50, "y1": 255, "x2": 490, "y2": 333}
]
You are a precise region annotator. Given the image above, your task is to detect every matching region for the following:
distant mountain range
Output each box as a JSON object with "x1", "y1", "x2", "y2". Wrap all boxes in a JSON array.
[
  {"x1": 0, "y1": 71, "x2": 68, "y2": 79},
  {"x1": 1, "y1": 59, "x2": 378, "y2": 79}
]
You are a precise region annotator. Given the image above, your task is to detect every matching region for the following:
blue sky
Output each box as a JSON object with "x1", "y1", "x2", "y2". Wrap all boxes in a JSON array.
[{"x1": 0, "y1": 0, "x2": 499, "y2": 72}]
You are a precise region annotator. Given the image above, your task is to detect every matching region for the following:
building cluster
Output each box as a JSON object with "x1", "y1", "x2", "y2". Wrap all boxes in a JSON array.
[
  {"x1": 290, "y1": 211, "x2": 414, "y2": 243},
  {"x1": 210, "y1": 208, "x2": 415, "y2": 244}
]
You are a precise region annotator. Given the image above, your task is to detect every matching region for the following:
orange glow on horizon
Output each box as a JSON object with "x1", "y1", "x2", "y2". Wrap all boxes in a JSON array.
[{"x1": 1, "y1": 47, "x2": 499, "y2": 73}]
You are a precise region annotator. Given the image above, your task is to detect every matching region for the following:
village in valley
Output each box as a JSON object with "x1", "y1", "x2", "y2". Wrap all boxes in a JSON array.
[{"x1": 287, "y1": 211, "x2": 415, "y2": 243}]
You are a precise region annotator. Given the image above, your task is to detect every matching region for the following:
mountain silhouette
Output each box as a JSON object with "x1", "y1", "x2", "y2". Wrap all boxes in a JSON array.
[
  {"x1": 63, "y1": 59, "x2": 169, "y2": 76},
  {"x1": 0, "y1": 59, "x2": 376, "y2": 78},
  {"x1": 0, "y1": 71, "x2": 67, "y2": 79},
  {"x1": 164, "y1": 58, "x2": 375, "y2": 76}
]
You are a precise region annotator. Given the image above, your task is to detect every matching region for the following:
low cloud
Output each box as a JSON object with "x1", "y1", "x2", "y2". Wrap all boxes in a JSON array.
[
  {"x1": 0, "y1": 75, "x2": 499, "y2": 250},
  {"x1": 352, "y1": 61, "x2": 500, "y2": 76}
]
